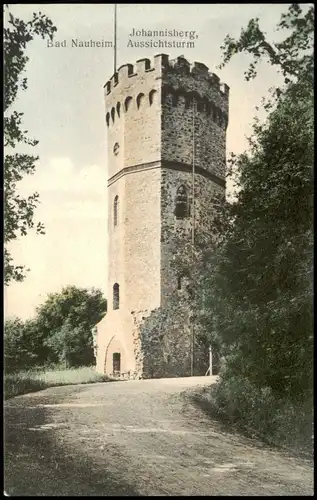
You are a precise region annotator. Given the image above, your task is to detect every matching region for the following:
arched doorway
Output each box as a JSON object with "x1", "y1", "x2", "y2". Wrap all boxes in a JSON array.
[
  {"x1": 113, "y1": 352, "x2": 121, "y2": 374},
  {"x1": 103, "y1": 335, "x2": 126, "y2": 376}
]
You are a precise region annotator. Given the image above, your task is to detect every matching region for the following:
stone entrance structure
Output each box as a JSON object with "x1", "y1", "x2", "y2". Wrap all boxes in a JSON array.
[{"x1": 95, "y1": 54, "x2": 229, "y2": 379}]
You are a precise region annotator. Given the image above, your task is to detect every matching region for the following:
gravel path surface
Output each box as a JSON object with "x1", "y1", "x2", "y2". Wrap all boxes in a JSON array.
[{"x1": 4, "y1": 376, "x2": 313, "y2": 496}]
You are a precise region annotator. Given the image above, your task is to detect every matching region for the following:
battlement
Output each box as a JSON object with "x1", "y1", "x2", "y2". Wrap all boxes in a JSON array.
[
  {"x1": 168, "y1": 56, "x2": 229, "y2": 97},
  {"x1": 104, "y1": 54, "x2": 229, "y2": 131},
  {"x1": 104, "y1": 54, "x2": 229, "y2": 100}
]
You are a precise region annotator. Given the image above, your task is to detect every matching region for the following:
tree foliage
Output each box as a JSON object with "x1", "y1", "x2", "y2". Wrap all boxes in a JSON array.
[
  {"x1": 206, "y1": 3, "x2": 314, "y2": 402},
  {"x1": 4, "y1": 4, "x2": 57, "y2": 285},
  {"x1": 4, "y1": 317, "x2": 39, "y2": 372},
  {"x1": 219, "y1": 3, "x2": 314, "y2": 87},
  {"x1": 4, "y1": 286, "x2": 107, "y2": 371},
  {"x1": 35, "y1": 286, "x2": 107, "y2": 366},
  {"x1": 44, "y1": 322, "x2": 93, "y2": 368}
]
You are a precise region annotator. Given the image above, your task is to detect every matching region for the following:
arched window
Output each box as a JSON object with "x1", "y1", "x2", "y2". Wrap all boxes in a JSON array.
[
  {"x1": 223, "y1": 113, "x2": 229, "y2": 130},
  {"x1": 116, "y1": 102, "x2": 121, "y2": 118},
  {"x1": 111, "y1": 107, "x2": 115, "y2": 123},
  {"x1": 149, "y1": 89, "x2": 157, "y2": 106},
  {"x1": 113, "y1": 283, "x2": 119, "y2": 310},
  {"x1": 124, "y1": 96, "x2": 132, "y2": 112},
  {"x1": 212, "y1": 105, "x2": 217, "y2": 123},
  {"x1": 217, "y1": 109, "x2": 223, "y2": 127},
  {"x1": 136, "y1": 93, "x2": 145, "y2": 109},
  {"x1": 214, "y1": 107, "x2": 221, "y2": 125},
  {"x1": 106, "y1": 112, "x2": 110, "y2": 127},
  {"x1": 175, "y1": 185, "x2": 189, "y2": 219},
  {"x1": 114, "y1": 195, "x2": 119, "y2": 227},
  {"x1": 177, "y1": 272, "x2": 189, "y2": 291}
]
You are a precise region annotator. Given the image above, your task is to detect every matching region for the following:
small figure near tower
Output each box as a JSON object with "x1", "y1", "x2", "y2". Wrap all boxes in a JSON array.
[{"x1": 95, "y1": 54, "x2": 229, "y2": 379}]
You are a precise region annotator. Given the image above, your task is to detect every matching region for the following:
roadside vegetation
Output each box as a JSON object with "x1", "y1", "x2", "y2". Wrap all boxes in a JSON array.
[
  {"x1": 4, "y1": 286, "x2": 108, "y2": 399},
  {"x1": 192, "y1": 373, "x2": 313, "y2": 457},
  {"x1": 195, "y1": 3, "x2": 313, "y2": 457},
  {"x1": 4, "y1": 366, "x2": 112, "y2": 400},
  {"x1": 4, "y1": 286, "x2": 107, "y2": 372}
]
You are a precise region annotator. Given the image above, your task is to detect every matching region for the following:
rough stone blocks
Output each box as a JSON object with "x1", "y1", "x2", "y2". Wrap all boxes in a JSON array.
[{"x1": 96, "y1": 54, "x2": 228, "y2": 378}]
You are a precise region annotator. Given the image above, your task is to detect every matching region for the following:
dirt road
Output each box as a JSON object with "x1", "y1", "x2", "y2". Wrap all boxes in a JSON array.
[{"x1": 4, "y1": 376, "x2": 313, "y2": 496}]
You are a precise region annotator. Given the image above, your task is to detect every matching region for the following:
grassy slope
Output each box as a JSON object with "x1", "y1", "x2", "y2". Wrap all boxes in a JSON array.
[{"x1": 4, "y1": 366, "x2": 112, "y2": 400}]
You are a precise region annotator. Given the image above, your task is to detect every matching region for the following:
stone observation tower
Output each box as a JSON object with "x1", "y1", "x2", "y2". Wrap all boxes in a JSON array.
[{"x1": 95, "y1": 54, "x2": 229, "y2": 379}]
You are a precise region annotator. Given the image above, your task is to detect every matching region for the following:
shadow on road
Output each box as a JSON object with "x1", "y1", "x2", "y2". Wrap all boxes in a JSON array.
[{"x1": 4, "y1": 400, "x2": 140, "y2": 496}]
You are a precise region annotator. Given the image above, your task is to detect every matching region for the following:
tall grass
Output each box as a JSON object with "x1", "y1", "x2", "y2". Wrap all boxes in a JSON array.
[
  {"x1": 4, "y1": 366, "x2": 112, "y2": 400},
  {"x1": 194, "y1": 373, "x2": 313, "y2": 458}
]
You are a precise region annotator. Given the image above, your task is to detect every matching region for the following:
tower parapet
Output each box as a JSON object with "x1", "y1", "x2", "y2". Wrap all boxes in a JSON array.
[
  {"x1": 104, "y1": 53, "x2": 229, "y2": 197},
  {"x1": 104, "y1": 54, "x2": 229, "y2": 115},
  {"x1": 104, "y1": 55, "x2": 166, "y2": 102},
  {"x1": 163, "y1": 55, "x2": 229, "y2": 115}
]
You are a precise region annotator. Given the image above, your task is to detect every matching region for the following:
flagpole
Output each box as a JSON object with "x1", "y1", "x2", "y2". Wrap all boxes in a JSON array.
[
  {"x1": 190, "y1": 98, "x2": 196, "y2": 377},
  {"x1": 114, "y1": 3, "x2": 117, "y2": 74}
]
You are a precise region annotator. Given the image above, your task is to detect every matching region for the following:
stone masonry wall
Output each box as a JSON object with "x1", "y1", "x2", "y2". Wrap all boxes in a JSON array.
[
  {"x1": 150, "y1": 55, "x2": 227, "y2": 377},
  {"x1": 105, "y1": 56, "x2": 163, "y2": 178},
  {"x1": 97, "y1": 57, "x2": 165, "y2": 376},
  {"x1": 96, "y1": 55, "x2": 228, "y2": 379},
  {"x1": 161, "y1": 55, "x2": 228, "y2": 178},
  {"x1": 132, "y1": 306, "x2": 192, "y2": 379}
]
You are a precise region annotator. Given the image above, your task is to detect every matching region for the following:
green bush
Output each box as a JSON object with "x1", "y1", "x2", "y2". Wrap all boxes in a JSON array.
[
  {"x1": 4, "y1": 287, "x2": 107, "y2": 373},
  {"x1": 211, "y1": 371, "x2": 313, "y2": 455},
  {"x1": 4, "y1": 317, "x2": 40, "y2": 373}
]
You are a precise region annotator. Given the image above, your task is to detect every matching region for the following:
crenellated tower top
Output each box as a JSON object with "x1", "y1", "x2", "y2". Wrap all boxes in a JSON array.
[
  {"x1": 104, "y1": 53, "x2": 229, "y2": 180},
  {"x1": 104, "y1": 54, "x2": 229, "y2": 132},
  {"x1": 104, "y1": 54, "x2": 229, "y2": 103}
]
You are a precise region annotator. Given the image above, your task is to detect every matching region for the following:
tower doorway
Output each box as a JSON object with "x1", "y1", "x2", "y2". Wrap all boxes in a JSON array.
[{"x1": 113, "y1": 352, "x2": 121, "y2": 374}]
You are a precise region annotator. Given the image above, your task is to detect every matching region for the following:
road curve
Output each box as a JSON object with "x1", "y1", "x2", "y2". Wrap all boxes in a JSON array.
[{"x1": 4, "y1": 376, "x2": 313, "y2": 496}]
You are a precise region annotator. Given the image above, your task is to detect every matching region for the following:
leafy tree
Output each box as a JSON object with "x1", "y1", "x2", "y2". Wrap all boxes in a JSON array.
[
  {"x1": 219, "y1": 3, "x2": 314, "y2": 88},
  {"x1": 35, "y1": 286, "x2": 107, "y2": 366},
  {"x1": 4, "y1": 317, "x2": 39, "y2": 372},
  {"x1": 22, "y1": 318, "x2": 47, "y2": 366},
  {"x1": 44, "y1": 322, "x2": 93, "y2": 368},
  {"x1": 4, "y1": 4, "x2": 57, "y2": 285},
  {"x1": 207, "y1": 3, "x2": 314, "y2": 402}
]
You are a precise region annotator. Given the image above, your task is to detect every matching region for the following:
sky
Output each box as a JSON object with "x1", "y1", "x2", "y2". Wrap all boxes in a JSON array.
[{"x1": 4, "y1": 3, "x2": 292, "y2": 320}]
